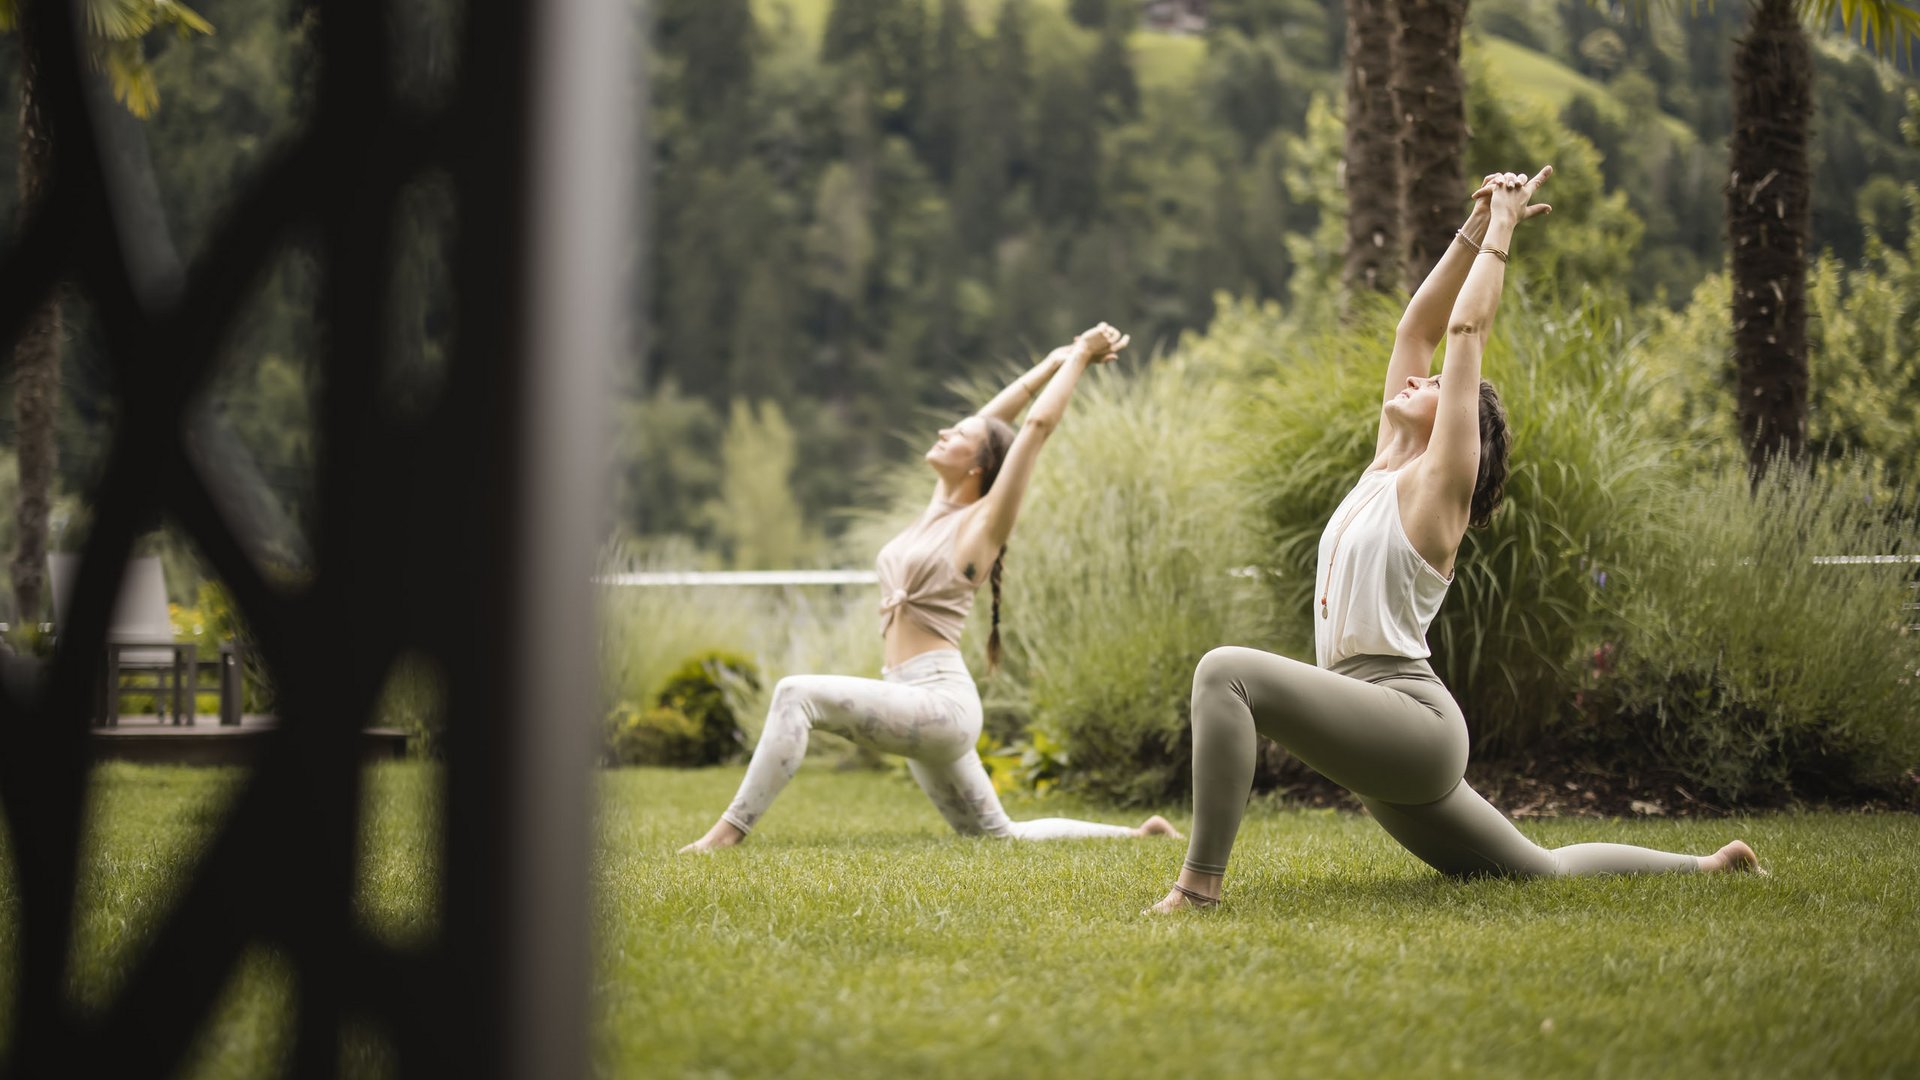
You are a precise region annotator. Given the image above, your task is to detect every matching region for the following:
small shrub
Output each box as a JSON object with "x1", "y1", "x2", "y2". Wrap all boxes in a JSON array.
[
  {"x1": 977, "y1": 728, "x2": 1072, "y2": 797},
  {"x1": 657, "y1": 651, "x2": 760, "y2": 764},
  {"x1": 606, "y1": 703, "x2": 707, "y2": 768},
  {"x1": 1583, "y1": 458, "x2": 1920, "y2": 801},
  {"x1": 605, "y1": 651, "x2": 760, "y2": 767},
  {"x1": 169, "y1": 579, "x2": 276, "y2": 714}
]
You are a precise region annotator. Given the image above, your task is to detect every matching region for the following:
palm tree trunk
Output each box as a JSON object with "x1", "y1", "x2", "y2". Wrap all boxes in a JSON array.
[
  {"x1": 12, "y1": 23, "x2": 62, "y2": 633},
  {"x1": 1727, "y1": 0, "x2": 1812, "y2": 475},
  {"x1": 1342, "y1": 0, "x2": 1401, "y2": 299},
  {"x1": 1393, "y1": 0, "x2": 1469, "y2": 294}
]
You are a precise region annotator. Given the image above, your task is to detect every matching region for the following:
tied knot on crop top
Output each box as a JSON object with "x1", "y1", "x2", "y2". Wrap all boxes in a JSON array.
[
  {"x1": 875, "y1": 498, "x2": 982, "y2": 644},
  {"x1": 1313, "y1": 466, "x2": 1454, "y2": 668}
]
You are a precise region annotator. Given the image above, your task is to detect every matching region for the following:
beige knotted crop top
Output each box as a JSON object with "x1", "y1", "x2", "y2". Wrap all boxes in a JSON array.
[{"x1": 875, "y1": 499, "x2": 982, "y2": 644}]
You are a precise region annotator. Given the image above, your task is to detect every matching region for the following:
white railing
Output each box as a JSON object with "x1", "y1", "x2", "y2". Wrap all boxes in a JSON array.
[
  {"x1": 594, "y1": 570, "x2": 880, "y2": 587},
  {"x1": 1810, "y1": 555, "x2": 1920, "y2": 565},
  {"x1": 597, "y1": 557, "x2": 1918, "y2": 588},
  {"x1": 595, "y1": 560, "x2": 1917, "y2": 630}
]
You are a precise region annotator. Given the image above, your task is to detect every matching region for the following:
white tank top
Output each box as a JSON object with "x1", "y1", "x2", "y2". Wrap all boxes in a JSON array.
[{"x1": 1313, "y1": 467, "x2": 1453, "y2": 668}]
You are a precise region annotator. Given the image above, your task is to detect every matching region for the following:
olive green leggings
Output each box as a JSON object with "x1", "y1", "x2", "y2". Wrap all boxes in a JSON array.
[{"x1": 1183, "y1": 647, "x2": 1701, "y2": 879}]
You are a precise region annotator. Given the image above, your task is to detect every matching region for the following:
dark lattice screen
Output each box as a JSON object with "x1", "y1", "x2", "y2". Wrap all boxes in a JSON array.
[{"x1": 0, "y1": 1, "x2": 635, "y2": 1075}]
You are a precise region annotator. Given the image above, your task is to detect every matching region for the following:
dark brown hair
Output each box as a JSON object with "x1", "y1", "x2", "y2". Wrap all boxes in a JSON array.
[
  {"x1": 1470, "y1": 379, "x2": 1510, "y2": 529},
  {"x1": 974, "y1": 416, "x2": 1016, "y2": 671}
]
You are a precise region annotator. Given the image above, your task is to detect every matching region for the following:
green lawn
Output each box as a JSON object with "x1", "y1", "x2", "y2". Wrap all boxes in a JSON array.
[{"x1": 5, "y1": 763, "x2": 1917, "y2": 1077}]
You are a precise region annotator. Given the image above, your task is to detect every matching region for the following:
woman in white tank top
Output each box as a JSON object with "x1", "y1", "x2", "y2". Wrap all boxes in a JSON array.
[{"x1": 1150, "y1": 167, "x2": 1765, "y2": 912}]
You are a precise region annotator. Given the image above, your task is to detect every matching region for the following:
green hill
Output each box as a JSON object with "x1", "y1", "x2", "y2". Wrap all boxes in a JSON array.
[{"x1": 1471, "y1": 33, "x2": 1698, "y2": 144}]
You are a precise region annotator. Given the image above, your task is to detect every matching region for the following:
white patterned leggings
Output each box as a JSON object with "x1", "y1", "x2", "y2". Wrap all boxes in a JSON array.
[{"x1": 721, "y1": 649, "x2": 1137, "y2": 841}]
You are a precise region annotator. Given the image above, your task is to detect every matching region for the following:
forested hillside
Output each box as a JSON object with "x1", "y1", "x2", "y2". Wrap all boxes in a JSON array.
[{"x1": 0, "y1": 0, "x2": 1912, "y2": 570}]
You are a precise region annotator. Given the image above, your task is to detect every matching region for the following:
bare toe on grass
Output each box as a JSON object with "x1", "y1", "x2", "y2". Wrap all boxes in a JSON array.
[
  {"x1": 1710, "y1": 839, "x2": 1766, "y2": 875},
  {"x1": 1137, "y1": 815, "x2": 1182, "y2": 839}
]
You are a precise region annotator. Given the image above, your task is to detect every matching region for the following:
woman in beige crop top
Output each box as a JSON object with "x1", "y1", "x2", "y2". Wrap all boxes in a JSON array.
[
  {"x1": 681, "y1": 323, "x2": 1179, "y2": 853},
  {"x1": 1150, "y1": 168, "x2": 1762, "y2": 912}
]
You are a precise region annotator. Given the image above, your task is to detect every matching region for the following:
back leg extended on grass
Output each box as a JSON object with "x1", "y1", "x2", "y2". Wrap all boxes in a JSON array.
[
  {"x1": 1148, "y1": 647, "x2": 1764, "y2": 913},
  {"x1": 679, "y1": 666, "x2": 1178, "y2": 853}
]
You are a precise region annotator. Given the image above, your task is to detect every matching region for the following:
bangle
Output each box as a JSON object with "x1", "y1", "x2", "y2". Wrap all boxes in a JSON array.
[
  {"x1": 1453, "y1": 229, "x2": 1479, "y2": 251},
  {"x1": 1478, "y1": 244, "x2": 1510, "y2": 263}
]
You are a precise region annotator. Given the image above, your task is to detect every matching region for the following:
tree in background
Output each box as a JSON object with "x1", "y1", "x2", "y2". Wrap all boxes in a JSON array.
[
  {"x1": 1727, "y1": 0, "x2": 1816, "y2": 473},
  {"x1": 822, "y1": 0, "x2": 927, "y2": 136},
  {"x1": 1608, "y1": 0, "x2": 1919, "y2": 474},
  {"x1": 1341, "y1": 0, "x2": 1402, "y2": 298},
  {"x1": 1, "y1": 0, "x2": 212, "y2": 629},
  {"x1": 1394, "y1": 0, "x2": 1472, "y2": 294},
  {"x1": 702, "y1": 400, "x2": 819, "y2": 571}
]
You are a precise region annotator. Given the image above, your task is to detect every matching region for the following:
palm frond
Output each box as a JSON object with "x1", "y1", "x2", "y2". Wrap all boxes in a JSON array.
[
  {"x1": 158, "y1": 0, "x2": 213, "y2": 36},
  {"x1": 80, "y1": 0, "x2": 212, "y2": 41},
  {"x1": 1806, "y1": 0, "x2": 1920, "y2": 58},
  {"x1": 96, "y1": 37, "x2": 160, "y2": 118},
  {"x1": 84, "y1": 0, "x2": 156, "y2": 41}
]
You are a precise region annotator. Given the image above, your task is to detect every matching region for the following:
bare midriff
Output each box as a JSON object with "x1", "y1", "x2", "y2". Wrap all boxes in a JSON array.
[{"x1": 883, "y1": 608, "x2": 964, "y2": 670}]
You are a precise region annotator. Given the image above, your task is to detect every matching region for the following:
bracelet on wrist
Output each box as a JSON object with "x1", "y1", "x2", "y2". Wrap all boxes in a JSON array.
[
  {"x1": 1477, "y1": 243, "x2": 1510, "y2": 263},
  {"x1": 1453, "y1": 229, "x2": 1479, "y2": 252}
]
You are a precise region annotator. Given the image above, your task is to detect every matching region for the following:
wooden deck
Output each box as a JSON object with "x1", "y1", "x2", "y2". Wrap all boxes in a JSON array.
[{"x1": 92, "y1": 714, "x2": 409, "y2": 766}]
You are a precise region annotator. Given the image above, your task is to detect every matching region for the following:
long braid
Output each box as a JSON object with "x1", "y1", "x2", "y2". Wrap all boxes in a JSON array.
[
  {"x1": 974, "y1": 416, "x2": 1016, "y2": 676},
  {"x1": 987, "y1": 546, "x2": 1007, "y2": 673}
]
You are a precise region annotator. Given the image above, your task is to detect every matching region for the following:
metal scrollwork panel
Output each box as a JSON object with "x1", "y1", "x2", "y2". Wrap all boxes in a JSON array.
[{"x1": 0, "y1": 2, "x2": 635, "y2": 1076}]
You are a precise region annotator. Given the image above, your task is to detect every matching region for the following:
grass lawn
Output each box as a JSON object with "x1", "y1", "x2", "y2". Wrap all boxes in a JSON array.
[{"x1": 4, "y1": 763, "x2": 1917, "y2": 1077}]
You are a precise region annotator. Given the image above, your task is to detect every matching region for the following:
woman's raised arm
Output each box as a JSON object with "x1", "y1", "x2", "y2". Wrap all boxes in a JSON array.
[
  {"x1": 979, "y1": 347, "x2": 1075, "y2": 426},
  {"x1": 1374, "y1": 178, "x2": 1522, "y2": 456},
  {"x1": 1423, "y1": 167, "x2": 1551, "y2": 517},
  {"x1": 966, "y1": 324, "x2": 1127, "y2": 552}
]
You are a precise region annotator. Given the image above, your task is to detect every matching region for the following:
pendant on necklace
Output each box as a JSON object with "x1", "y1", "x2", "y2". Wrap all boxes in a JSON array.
[{"x1": 1320, "y1": 601, "x2": 1329, "y2": 620}]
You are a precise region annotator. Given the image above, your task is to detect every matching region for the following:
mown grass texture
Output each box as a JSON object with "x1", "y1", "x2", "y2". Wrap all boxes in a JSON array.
[{"x1": 3, "y1": 763, "x2": 1916, "y2": 1077}]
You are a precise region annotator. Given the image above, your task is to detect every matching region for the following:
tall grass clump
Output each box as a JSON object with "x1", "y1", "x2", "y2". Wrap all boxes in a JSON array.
[
  {"x1": 1586, "y1": 458, "x2": 1920, "y2": 800},
  {"x1": 1233, "y1": 291, "x2": 1676, "y2": 750},
  {"x1": 853, "y1": 337, "x2": 1274, "y2": 804}
]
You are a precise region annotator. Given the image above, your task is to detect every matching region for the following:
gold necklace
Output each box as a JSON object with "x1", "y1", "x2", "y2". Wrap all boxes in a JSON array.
[{"x1": 1320, "y1": 477, "x2": 1392, "y2": 621}]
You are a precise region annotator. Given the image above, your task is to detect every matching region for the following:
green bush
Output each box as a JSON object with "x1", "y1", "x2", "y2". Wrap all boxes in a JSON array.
[
  {"x1": 1234, "y1": 290, "x2": 1676, "y2": 750},
  {"x1": 607, "y1": 703, "x2": 706, "y2": 768},
  {"x1": 605, "y1": 651, "x2": 761, "y2": 768},
  {"x1": 1583, "y1": 459, "x2": 1920, "y2": 800},
  {"x1": 170, "y1": 579, "x2": 276, "y2": 715}
]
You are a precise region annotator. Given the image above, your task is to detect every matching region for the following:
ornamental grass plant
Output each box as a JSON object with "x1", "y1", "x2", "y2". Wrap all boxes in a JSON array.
[{"x1": 1585, "y1": 457, "x2": 1920, "y2": 801}]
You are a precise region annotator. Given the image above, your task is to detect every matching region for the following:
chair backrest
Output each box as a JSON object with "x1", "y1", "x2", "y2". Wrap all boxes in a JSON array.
[{"x1": 49, "y1": 555, "x2": 178, "y2": 660}]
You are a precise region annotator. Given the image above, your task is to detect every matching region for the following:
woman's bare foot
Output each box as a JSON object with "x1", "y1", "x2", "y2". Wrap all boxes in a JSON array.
[
  {"x1": 1699, "y1": 839, "x2": 1767, "y2": 875},
  {"x1": 1146, "y1": 869, "x2": 1222, "y2": 914},
  {"x1": 1135, "y1": 815, "x2": 1182, "y2": 839},
  {"x1": 677, "y1": 819, "x2": 747, "y2": 855}
]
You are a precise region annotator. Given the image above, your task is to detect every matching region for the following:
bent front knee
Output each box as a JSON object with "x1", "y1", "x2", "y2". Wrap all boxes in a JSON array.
[
  {"x1": 1193, "y1": 645, "x2": 1271, "y2": 709},
  {"x1": 765, "y1": 676, "x2": 822, "y2": 726}
]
